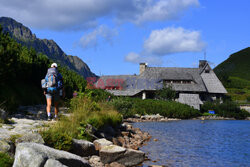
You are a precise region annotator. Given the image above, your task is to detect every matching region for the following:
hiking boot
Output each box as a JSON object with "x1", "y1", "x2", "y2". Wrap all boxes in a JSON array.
[
  {"x1": 52, "y1": 116, "x2": 59, "y2": 121},
  {"x1": 47, "y1": 116, "x2": 52, "y2": 121}
]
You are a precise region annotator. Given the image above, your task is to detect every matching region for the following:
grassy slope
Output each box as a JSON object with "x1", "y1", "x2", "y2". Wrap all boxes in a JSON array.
[
  {"x1": 214, "y1": 47, "x2": 250, "y2": 102},
  {"x1": 214, "y1": 47, "x2": 250, "y2": 80}
]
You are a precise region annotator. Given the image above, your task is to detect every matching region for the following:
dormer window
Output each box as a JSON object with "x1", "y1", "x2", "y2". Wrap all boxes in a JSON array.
[{"x1": 163, "y1": 80, "x2": 193, "y2": 84}]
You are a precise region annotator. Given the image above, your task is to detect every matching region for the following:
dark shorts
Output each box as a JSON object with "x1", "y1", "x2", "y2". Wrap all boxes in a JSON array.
[{"x1": 45, "y1": 92, "x2": 60, "y2": 102}]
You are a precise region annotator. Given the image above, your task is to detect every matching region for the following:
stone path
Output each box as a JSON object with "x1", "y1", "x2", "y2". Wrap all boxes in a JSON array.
[{"x1": 0, "y1": 105, "x2": 68, "y2": 153}]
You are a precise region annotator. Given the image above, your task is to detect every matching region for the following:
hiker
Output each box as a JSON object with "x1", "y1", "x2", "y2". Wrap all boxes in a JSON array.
[{"x1": 43, "y1": 63, "x2": 64, "y2": 121}]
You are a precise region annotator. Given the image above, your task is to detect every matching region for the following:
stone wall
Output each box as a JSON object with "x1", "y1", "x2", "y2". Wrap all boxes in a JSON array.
[{"x1": 177, "y1": 93, "x2": 201, "y2": 110}]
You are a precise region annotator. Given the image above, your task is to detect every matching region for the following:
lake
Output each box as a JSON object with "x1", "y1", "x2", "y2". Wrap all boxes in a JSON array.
[{"x1": 133, "y1": 120, "x2": 250, "y2": 167}]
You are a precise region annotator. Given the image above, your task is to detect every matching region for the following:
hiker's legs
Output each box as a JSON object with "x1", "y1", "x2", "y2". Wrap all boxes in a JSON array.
[
  {"x1": 46, "y1": 98, "x2": 52, "y2": 117},
  {"x1": 54, "y1": 101, "x2": 59, "y2": 117},
  {"x1": 54, "y1": 93, "x2": 60, "y2": 119}
]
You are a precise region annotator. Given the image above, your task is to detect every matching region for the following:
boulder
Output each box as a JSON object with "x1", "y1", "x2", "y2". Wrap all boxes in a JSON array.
[
  {"x1": 93, "y1": 138, "x2": 113, "y2": 151},
  {"x1": 116, "y1": 149, "x2": 145, "y2": 166},
  {"x1": 15, "y1": 133, "x2": 45, "y2": 145},
  {"x1": 13, "y1": 142, "x2": 90, "y2": 167},
  {"x1": 72, "y1": 139, "x2": 97, "y2": 157},
  {"x1": 100, "y1": 145, "x2": 126, "y2": 164},
  {"x1": 100, "y1": 145, "x2": 145, "y2": 166}
]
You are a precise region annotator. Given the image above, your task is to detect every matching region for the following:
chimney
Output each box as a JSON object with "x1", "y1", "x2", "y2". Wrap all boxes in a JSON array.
[
  {"x1": 139, "y1": 63, "x2": 147, "y2": 75},
  {"x1": 199, "y1": 60, "x2": 207, "y2": 68}
]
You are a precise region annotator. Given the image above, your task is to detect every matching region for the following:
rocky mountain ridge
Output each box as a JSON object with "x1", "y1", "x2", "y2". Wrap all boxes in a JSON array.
[{"x1": 0, "y1": 16, "x2": 96, "y2": 78}]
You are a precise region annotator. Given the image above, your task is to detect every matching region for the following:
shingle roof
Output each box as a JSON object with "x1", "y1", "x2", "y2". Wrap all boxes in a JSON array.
[
  {"x1": 200, "y1": 64, "x2": 228, "y2": 94},
  {"x1": 95, "y1": 63, "x2": 227, "y2": 95},
  {"x1": 139, "y1": 67, "x2": 207, "y2": 92}
]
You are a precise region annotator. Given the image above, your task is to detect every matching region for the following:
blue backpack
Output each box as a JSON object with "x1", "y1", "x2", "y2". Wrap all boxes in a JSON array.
[{"x1": 44, "y1": 68, "x2": 63, "y2": 94}]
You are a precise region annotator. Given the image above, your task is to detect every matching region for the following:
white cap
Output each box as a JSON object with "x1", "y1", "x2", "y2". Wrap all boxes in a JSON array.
[{"x1": 51, "y1": 63, "x2": 58, "y2": 68}]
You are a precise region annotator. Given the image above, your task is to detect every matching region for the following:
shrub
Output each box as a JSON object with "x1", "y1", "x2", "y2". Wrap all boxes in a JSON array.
[
  {"x1": 247, "y1": 96, "x2": 250, "y2": 102},
  {"x1": 111, "y1": 97, "x2": 200, "y2": 119},
  {"x1": 83, "y1": 89, "x2": 114, "y2": 102},
  {"x1": 155, "y1": 85, "x2": 176, "y2": 100},
  {"x1": 201, "y1": 100, "x2": 250, "y2": 119},
  {"x1": 111, "y1": 98, "x2": 135, "y2": 118},
  {"x1": 0, "y1": 152, "x2": 14, "y2": 167},
  {"x1": 40, "y1": 130, "x2": 72, "y2": 151}
]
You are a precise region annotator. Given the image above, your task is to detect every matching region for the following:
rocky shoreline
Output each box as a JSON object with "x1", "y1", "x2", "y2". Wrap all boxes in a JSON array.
[
  {"x1": 0, "y1": 105, "x2": 151, "y2": 167},
  {"x1": 1, "y1": 106, "x2": 248, "y2": 167}
]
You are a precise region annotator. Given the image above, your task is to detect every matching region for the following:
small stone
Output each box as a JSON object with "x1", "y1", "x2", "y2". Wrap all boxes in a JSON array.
[
  {"x1": 121, "y1": 131, "x2": 129, "y2": 137},
  {"x1": 108, "y1": 162, "x2": 125, "y2": 167}
]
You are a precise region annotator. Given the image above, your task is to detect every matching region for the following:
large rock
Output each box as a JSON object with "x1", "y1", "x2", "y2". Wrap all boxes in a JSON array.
[
  {"x1": 100, "y1": 145, "x2": 145, "y2": 166},
  {"x1": 72, "y1": 139, "x2": 96, "y2": 157},
  {"x1": 93, "y1": 138, "x2": 113, "y2": 151},
  {"x1": 99, "y1": 145, "x2": 126, "y2": 164},
  {"x1": 13, "y1": 142, "x2": 90, "y2": 167},
  {"x1": 116, "y1": 149, "x2": 145, "y2": 166},
  {"x1": 15, "y1": 133, "x2": 45, "y2": 145}
]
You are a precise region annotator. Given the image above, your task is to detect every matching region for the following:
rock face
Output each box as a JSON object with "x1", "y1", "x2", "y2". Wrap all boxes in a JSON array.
[
  {"x1": 0, "y1": 17, "x2": 97, "y2": 79},
  {"x1": 100, "y1": 145, "x2": 145, "y2": 166},
  {"x1": 71, "y1": 139, "x2": 97, "y2": 157},
  {"x1": 13, "y1": 143, "x2": 90, "y2": 167}
]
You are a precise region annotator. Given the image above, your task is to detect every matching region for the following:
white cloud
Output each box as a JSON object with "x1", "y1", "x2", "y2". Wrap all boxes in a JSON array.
[
  {"x1": 120, "y1": 0, "x2": 200, "y2": 24},
  {"x1": 125, "y1": 52, "x2": 162, "y2": 65},
  {"x1": 79, "y1": 25, "x2": 117, "y2": 49},
  {"x1": 0, "y1": 0, "x2": 199, "y2": 30},
  {"x1": 125, "y1": 27, "x2": 205, "y2": 65},
  {"x1": 144, "y1": 27, "x2": 205, "y2": 55}
]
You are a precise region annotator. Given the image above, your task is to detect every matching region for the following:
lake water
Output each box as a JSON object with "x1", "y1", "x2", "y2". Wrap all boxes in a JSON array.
[{"x1": 133, "y1": 120, "x2": 250, "y2": 167}]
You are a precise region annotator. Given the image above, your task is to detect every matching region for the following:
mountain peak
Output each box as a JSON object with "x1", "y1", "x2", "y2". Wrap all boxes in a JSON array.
[
  {"x1": 0, "y1": 16, "x2": 96, "y2": 78},
  {"x1": 0, "y1": 17, "x2": 36, "y2": 40}
]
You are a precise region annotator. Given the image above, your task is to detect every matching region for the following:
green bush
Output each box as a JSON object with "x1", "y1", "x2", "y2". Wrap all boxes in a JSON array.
[
  {"x1": 111, "y1": 97, "x2": 200, "y2": 119},
  {"x1": 201, "y1": 100, "x2": 250, "y2": 119},
  {"x1": 82, "y1": 89, "x2": 114, "y2": 102},
  {"x1": 155, "y1": 85, "x2": 176, "y2": 100},
  {"x1": 111, "y1": 98, "x2": 135, "y2": 118},
  {"x1": 0, "y1": 152, "x2": 14, "y2": 167},
  {"x1": 40, "y1": 130, "x2": 72, "y2": 151},
  {"x1": 247, "y1": 96, "x2": 250, "y2": 102}
]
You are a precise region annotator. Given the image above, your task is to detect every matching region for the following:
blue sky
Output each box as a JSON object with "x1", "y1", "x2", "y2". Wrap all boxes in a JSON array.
[{"x1": 0, "y1": 0, "x2": 249, "y2": 76}]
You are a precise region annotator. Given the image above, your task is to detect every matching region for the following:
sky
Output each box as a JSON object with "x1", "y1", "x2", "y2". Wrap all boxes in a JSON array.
[{"x1": 0, "y1": 0, "x2": 249, "y2": 76}]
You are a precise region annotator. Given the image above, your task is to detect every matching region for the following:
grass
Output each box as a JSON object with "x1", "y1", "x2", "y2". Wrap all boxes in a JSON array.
[
  {"x1": 39, "y1": 96, "x2": 122, "y2": 151},
  {"x1": 0, "y1": 152, "x2": 14, "y2": 167}
]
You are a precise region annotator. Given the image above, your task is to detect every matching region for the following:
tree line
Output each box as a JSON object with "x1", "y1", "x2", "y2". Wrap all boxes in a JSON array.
[{"x1": 0, "y1": 25, "x2": 86, "y2": 111}]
